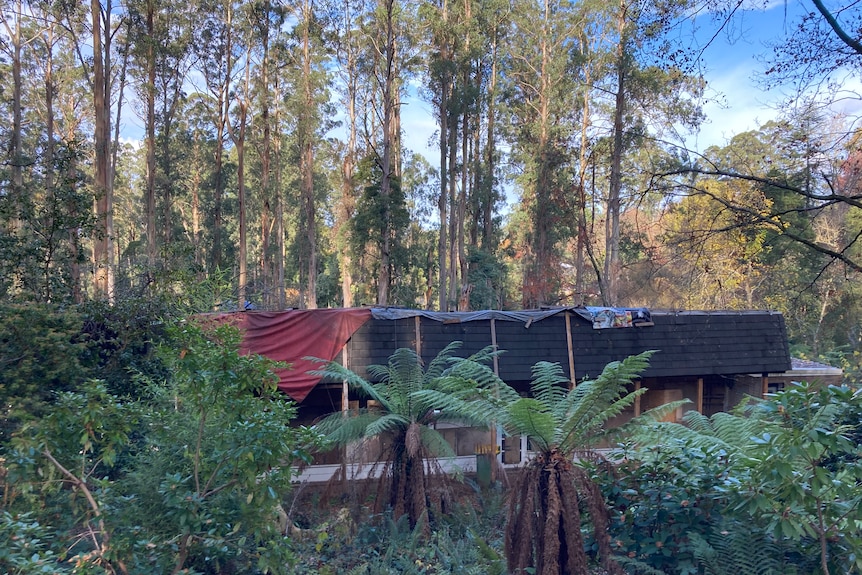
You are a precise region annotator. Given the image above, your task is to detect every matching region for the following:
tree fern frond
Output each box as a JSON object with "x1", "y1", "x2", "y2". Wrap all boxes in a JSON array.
[
  {"x1": 710, "y1": 411, "x2": 771, "y2": 449},
  {"x1": 366, "y1": 362, "x2": 391, "y2": 385},
  {"x1": 464, "y1": 345, "x2": 505, "y2": 366},
  {"x1": 628, "y1": 420, "x2": 735, "y2": 454},
  {"x1": 423, "y1": 341, "x2": 464, "y2": 380},
  {"x1": 306, "y1": 359, "x2": 393, "y2": 411},
  {"x1": 562, "y1": 351, "x2": 654, "y2": 436},
  {"x1": 528, "y1": 361, "x2": 570, "y2": 409},
  {"x1": 683, "y1": 409, "x2": 714, "y2": 434},
  {"x1": 504, "y1": 398, "x2": 555, "y2": 452},
  {"x1": 570, "y1": 390, "x2": 662, "y2": 449},
  {"x1": 314, "y1": 410, "x2": 385, "y2": 446},
  {"x1": 418, "y1": 425, "x2": 456, "y2": 459},
  {"x1": 364, "y1": 413, "x2": 410, "y2": 439}
]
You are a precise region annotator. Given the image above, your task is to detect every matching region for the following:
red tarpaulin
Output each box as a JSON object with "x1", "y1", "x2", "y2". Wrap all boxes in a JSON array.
[{"x1": 228, "y1": 309, "x2": 371, "y2": 402}]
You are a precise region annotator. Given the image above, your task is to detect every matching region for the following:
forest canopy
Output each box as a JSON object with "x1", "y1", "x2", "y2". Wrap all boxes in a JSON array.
[{"x1": 1, "y1": 0, "x2": 860, "y2": 376}]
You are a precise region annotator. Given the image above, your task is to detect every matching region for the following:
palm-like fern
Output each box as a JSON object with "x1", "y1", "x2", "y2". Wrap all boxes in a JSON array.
[
  {"x1": 501, "y1": 351, "x2": 657, "y2": 575},
  {"x1": 308, "y1": 342, "x2": 505, "y2": 529},
  {"x1": 418, "y1": 350, "x2": 663, "y2": 575}
]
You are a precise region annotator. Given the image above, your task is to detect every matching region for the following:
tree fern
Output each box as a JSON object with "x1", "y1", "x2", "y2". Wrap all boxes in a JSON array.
[{"x1": 306, "y1": 344, "x2": 501, "y2": 530}]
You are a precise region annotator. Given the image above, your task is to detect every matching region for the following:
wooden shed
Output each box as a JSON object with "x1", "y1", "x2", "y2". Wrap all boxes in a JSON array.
[{"x1": 218, "y1": 306, "x2": 793, "y2": 475}]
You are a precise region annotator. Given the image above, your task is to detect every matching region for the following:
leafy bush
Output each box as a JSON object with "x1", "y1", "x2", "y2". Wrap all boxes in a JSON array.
[
  {"x1": 0, "y1": 303, "x2": 89, "y2": 443},
  {"x1": 4, "y1": 319, "x2": 319, "y2": 574},
  {"x1": 598, "y1": 443, "x2": 732, "y2": 575}
]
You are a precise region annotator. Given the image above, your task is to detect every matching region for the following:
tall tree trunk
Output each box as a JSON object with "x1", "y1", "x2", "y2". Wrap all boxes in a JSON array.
[
  {"x1": 145, "y1": 0, "x2": 157, "y2": 271},
  {"x1": 260, "y1": 18, "x2": 272, "y2": 308},
  {"x1": 376, "y1": 0, "x2": 397, "y2": 306},
  {"x1": 436, "y1": 0, "x2": 450, "y2": 310},
  {"x1": 482, "y1": 22, "x2": 498, "y2": 250},
  {"x1": 446, "y1": 111, "x2": 458, "y2": 308},
  {"x1": 274, "y1": 76, "x2": 286, "y2": 309},
  {"x1": 91, "y1": 0, "x2": 114, "y2": 301},
  {"x1": 3, "y1": 0, "x2": 24, "y2": 233},
  {"x1": 575, "y1": 61, "x2": 601, "y2": 305},
  {"x1": 300, "y1": 0, "x2": 317, "y2": 309},
  {"x1": 339, "y1": 0, "x2": 358, "y2": 308},
  {"x1": 229, "y1": 48, "x2": 251, "y2": 309},
  {"x1": 604, "y1": 0, "x2": 627, "y2": 306}
]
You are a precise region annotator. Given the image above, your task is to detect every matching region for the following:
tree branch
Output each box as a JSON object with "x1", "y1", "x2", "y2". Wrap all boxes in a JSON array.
[{"x1": 811, "y1": 0, "x2": 862, "y2": 57}]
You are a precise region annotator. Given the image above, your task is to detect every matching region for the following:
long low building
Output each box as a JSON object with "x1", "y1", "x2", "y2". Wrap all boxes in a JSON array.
[{"x1": 212, "y1": 306, "x2": 803, "y2": 476}]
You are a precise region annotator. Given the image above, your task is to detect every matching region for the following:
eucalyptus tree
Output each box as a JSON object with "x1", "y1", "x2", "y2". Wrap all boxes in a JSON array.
[
  {"x1": 421, "y1": 0, "x2": 507, "y2": 311},
  {"x1": 0, "y1": 0, "x2": 29, "y2": 229},
  {"x1": 504, "y1": 0, "x2": 583, "y2": 308},
  {"x1": 345, "y1": 0, "x2": 415, "y2": 306},
  {"x1": 589, "y1": 0, "x2": 704, "y2": 305},
  {"x1": 330, "y1": 0, "x2": 370, "y2": 308},
  {"x1": 190, "y1": 0, "x2": 243, "y2": 273},
  {"x1": 127, "y1": 0, "x2": 193, "y2": 274},
  {"x1": 246, "y1": 0, "x2": 285, "y2": 308},
  {"x1": 284, "y1": 0, "x2": 332, "y2": 309}
]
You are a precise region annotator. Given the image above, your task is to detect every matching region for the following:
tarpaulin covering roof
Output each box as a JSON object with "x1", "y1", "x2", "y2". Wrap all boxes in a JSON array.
[
  {"x1": 214, "y1": 306, "x2": 789, "y2": 402},
  {"x1": 369, "y1": 306, "x2": 652, "y2": 328},
  {"x1": 226, "y1": 308, "x2": 372, "y2": 402},
  {"x1": 217, "y1": 306, "x2": 647, "y2": 401}
]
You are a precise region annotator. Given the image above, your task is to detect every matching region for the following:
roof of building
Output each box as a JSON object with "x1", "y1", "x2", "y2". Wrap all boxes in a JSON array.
[
  {"x1": 213, "y1": 306, "x2": 792, "y2": 401},
  {"x1": 346, "y1": 307, "x2": 791, "y2": 385}
]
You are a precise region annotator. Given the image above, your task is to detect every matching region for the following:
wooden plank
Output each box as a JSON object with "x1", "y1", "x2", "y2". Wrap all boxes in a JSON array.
[{"x1": 565, "y1": 312, "x2": 576, "y2": 387}]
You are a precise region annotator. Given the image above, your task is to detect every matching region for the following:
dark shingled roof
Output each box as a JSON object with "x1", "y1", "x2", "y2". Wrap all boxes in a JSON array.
[{"x1": 345, "y1": 308, "x2": 791, "y2": 382}]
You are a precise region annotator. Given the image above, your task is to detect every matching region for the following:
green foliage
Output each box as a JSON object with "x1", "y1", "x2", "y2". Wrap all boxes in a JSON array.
[
  {"x1": 0, "y1": 512, "x2": 73, "y2": 575},
  {"x1": 600, "y1": 443, "x2": 738, "y2": 575},
  {"x1": 4, "y1": 319, "x2": 318, "y2": 575},
  {"x1": 310, "y1": 343, "x2": 501, "y2": 528},
  {"x1": 77, "y1": 296, "x2": 174, "y2": 398},
  {"x1": 622, "y1": 383, "x2": 862, "y2": 575},
  {"x1": 0, "y1": 303, "x2": 89, "y2": 443},
  {"x1": 738, "y1": 384, "x2": 862, "y2": 575},
  {"x1": 289, "y1": 489, "x2": 508, "y2": 575}
]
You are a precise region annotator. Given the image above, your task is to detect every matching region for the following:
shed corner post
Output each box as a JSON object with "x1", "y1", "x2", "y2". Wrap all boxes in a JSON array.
[
  {"x1": 414, "y1": 315, "x2": 422, "y2": 356},
  {"x1": 490, "y1": 318, "x2": 503, "y2": 469},
  {"x1": 564, "y1": 311, "x2": 576, "y2": 389},
  {"x1": 341, "y1": 345, "x2": 350, "y2": 488}
]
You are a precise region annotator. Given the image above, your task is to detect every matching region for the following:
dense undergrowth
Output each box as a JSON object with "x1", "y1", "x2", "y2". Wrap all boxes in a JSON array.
[{"x1": 1, "y1": 301, "x2": 861, "y2": 574}]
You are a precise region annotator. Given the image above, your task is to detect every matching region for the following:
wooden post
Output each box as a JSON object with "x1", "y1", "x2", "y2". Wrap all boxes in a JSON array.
[
  {"x1": 761, "y1": 375, "x2": 769, "y2": 398},
  {"x1": 565, "y1": 311, "x2": 576, "y2": 388},
  {"x1": 414, "y1": 315, "x2": 422, "y2": 356},
  {"x1": 490, "y1": 318, "x2": 502, "y2": 468},
  {"x1": 490, "y1": 318, "x2": 500, "y2": 376},
  {"x1": 341, "y1": 345, "x2": 349, "y2": 489},
  {"x1": 696, "y1": 377, "x2": 703, "y2": 413},
  {"x1": 342, "y1": 346, "x2": 349, "y2": 413},
  {"x1": 634, "y1": 380, "x2": 641, "y2": 417}
]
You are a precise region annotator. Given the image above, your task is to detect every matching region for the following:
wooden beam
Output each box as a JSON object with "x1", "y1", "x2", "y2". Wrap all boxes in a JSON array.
[
  {"x1": 634, "y1": 380, "x2": 641, "y2": 417},
  {"x1": 414, "y1": 315, "x2": 421, "y2": 356},
  {"x1": 490, "y1": 318, "x2": 502, "y2": 469},
  {"x1": 490, "y1": 318, "x2": 499, "y2": 376},
  {"x1": 762, "y1": 375, "x2": 769, "y2": 398},
  {"x1": 697, "y1": 377, "x2": 703, "y2": 413},
  {"x1": 565, "y1": 311, "x2": 576, "y2": 388},
  {"x1": 342, "y1": 345, "x2": 349, "y2": 413}
]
